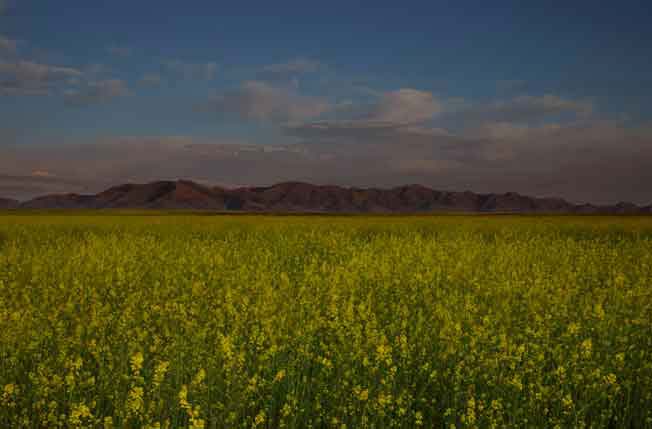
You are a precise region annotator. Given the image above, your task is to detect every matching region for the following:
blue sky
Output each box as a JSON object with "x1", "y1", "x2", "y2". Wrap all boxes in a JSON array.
[{"x1": 1, "y1": 0, "x2": 652, "y2": 203}]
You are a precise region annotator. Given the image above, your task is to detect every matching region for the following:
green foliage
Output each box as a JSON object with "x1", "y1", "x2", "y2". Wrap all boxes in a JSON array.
[{"x1": 1, "y1": 214, "x2": 651, "y2": 428}]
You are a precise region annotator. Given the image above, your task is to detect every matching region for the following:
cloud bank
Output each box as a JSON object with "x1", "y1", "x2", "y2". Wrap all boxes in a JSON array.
[{"x1": 1, "y1": 119, "x2": 651, "y2": 205}]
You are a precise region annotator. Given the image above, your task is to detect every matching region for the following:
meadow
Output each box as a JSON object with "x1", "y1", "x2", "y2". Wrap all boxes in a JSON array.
[{"x1": 1, "y1": 213, "x2": 651, "y2": 428}]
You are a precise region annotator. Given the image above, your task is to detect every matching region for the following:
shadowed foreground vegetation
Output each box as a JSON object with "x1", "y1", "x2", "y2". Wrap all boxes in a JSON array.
[{"x1": 1, "y1": 214, "x2": 651, "y2": 428}]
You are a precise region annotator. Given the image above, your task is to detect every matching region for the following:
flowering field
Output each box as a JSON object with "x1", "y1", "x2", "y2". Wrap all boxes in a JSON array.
[{"x1": 1, "y1": 214, "x2": 651, "y2": 428}]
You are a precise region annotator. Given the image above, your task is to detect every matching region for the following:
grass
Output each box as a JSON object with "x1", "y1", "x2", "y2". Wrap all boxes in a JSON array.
[{"x1": 1, "y1": 213, "x2": 651, "y2": 428}]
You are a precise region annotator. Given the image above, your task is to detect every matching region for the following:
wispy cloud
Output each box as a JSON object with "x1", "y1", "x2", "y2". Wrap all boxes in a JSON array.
[
  {"x1": 84, "y1": 63, "x2": 111, "y2": 76},
  {"x1": 107, "y1": 45, "x2": 133, "y2": 57},
  {"x1": 64, "y1": 79, "x2": 129, "y2": 106},
  {"x1": 260, "y1": 58, "x2": 321, "y2": 79},
  {"x1": 446, "y1": 94, "x2": 594, "y2": 127},
  {"x1": 281, "y1": 88, "x2": 444, "y2": 145},
  {"x1": 139, "y1": 73, "x2": 163, "y2": 87},
  {"x1": 370, "y1": 89, "x2": 442, "y2": 124},
  {"x1": 199, "y1": 81, "x2": 332, "y2": 123},
  {"x1": 0, "y1": 60, "x2": 82, "y2": 81},
  {"x1": 0, "y1": 37, "x2": 132, "y2": 103},
  {"x1": 0, "y1": 35, "x2": 18, "y2": 54},
  {"x1": 284, "y1": 91, "x2": 596, "y2": 151},
  {"x1": 495, "y1": 79, "x2": 528, "y2": 94},
  {"x1": 0, "y1": 173, "x2": 91, "y2": 200},
  {"x1": 0, "y1": 60, "x2": 82, "y2": 96},
  {"x1": 163, "y1": 60, "x2": 218, "y2": 81}
]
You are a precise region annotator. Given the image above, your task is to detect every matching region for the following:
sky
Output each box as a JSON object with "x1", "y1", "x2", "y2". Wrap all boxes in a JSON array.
[{"x1": 1, "y1": 0, "x2": 651, "y2": 204}]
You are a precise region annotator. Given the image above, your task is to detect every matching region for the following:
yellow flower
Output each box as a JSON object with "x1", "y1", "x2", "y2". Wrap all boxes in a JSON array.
[
  {"x1": 465, "y1": 397, "x2": 477, "y2": 425},
  {"x1": 376, "y1": 342, "x2": 393, "y2": 364},
  {"x1": 69, "y1": 402, "x2": 92, "y2": 426},
  {"x1": 2, "y1": 383, "x2": 16, "y2": 397},
  {"x1": 254, "y1": 410, "x2": 266, "y2": 426},
  {"x1": 127, "y1": 386, "x2": 145, "y2": 415},
  {"x1": 281, "y1": 403, "x2": 292, "y2": 417},
  {"x1": 274, "y1": 369, "x2": 286, "y2": 382},
  {"x1": 567, "y1": 322, "x2": 580, "y2": 335},
  {"x1": 192, "y1": 368, "x2": 206, "y2": 386},
  {"x1": 178, "y1": 385, "x2": 190, "y2": 409},
  {"x1": 580, "y1": 339, "x2": 593, "y2": 358},
  {"x1": 415, "y1": 411, "x2": 424, "y2": 426},
  {"x1": 353, "y1": 385, "x2": 368, "y2": 401},
  {"x1": 130, "y1": 351, "x2": 144, "y2": 374},
  {"x1": 153, "y1": 361, "x2": 170, "y2": 387},
  {"x1": 615, "y1": 352, "x2": 626, "y2": 367},
  {"x1": 190, "y1": 417, "x2": 205, "y2": 429},
  {"x1": 604, "y1": 373, "x2": 618, "y2": 386},
  {"x1": 594, "y1": 303, "x2": 606, "y2": 320},
  {"x1": 509, "y1": 375, "x2": 523, "y2": 391},
  {"x1": 377, "y1": 392, "x2": 392, "y2": 408},
  {"x1": 562, "y1": 394, "x2": 574, "y2": 412}
]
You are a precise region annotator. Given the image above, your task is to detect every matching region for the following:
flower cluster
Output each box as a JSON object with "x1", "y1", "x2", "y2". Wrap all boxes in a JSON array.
[{"x1": 1, "y1": 214, "x2": 651, "y2": 427}]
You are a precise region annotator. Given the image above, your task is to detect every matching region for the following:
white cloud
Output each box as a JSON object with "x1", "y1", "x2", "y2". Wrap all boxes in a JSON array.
[
  {"x1": 64, "y1": 79, "x2": 129, "y2": 106},
  {"x1": 371, "y1": 88, "x2": 442, "y2": 124},
  {"x1": 202, "y1": 81, "x2": 332, "y2": 123},
  {"x1": 0, "y1": 60, "x2": 82, "y2": 81},
  {"x1": 0, "y1": 60, "x2": 83, "y2": 96},
  {"x1": 281, "y1": 88, "x2": 445, "y2": 144}
]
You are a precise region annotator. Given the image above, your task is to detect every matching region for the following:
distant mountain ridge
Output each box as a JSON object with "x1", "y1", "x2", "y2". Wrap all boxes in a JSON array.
[
  {"x1": 0, "y1": 198, "x2": 19, "y2": 209},
  {"x1": 2, "y1": 180, "x2": 651, "y2": 214}
]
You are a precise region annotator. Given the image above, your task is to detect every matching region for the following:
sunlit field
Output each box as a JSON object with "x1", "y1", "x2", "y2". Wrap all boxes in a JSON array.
[{"x1": 1, "y1": 214, "x2": 651, "y2": 428}]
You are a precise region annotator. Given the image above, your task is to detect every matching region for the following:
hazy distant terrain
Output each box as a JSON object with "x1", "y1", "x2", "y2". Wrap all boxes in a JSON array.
[{"x1": 2, "y1": 180, "x2": 651, "y2": 214}]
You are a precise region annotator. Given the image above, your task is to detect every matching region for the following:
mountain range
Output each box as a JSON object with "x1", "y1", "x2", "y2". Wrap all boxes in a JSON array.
[{"x1": 0, "y1": 180, "x2": 650, "y2": 214}]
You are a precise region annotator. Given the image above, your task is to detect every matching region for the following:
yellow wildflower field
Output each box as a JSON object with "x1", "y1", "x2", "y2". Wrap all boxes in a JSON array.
[{"x1": 1, "y1": 214, "x2": 651, "y2": 428}]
